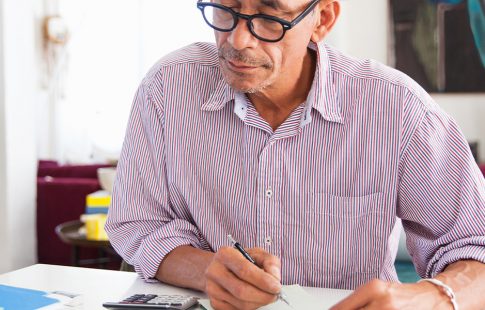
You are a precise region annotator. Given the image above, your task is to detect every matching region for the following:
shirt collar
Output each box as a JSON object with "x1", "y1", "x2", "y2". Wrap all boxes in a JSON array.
[
  {"x1": 200, "y1": 77, "x2": 235, "y2": 111},
  {"x1": 201, "y1": 42, "x2": 343, "y2": 125},
  {"x1": 308, "y1": 41, "x2": 343, "y2": 124}
]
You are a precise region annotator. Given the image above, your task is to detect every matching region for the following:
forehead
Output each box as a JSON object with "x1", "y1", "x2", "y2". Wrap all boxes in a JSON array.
[{"x1": 222, "y1": 0, "x2": 308, "y2": 11}]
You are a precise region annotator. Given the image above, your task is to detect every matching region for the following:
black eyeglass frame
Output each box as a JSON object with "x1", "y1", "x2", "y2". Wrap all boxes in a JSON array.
[{"x1": 196, "y1": 0, "x2": 321, "y2": 43}]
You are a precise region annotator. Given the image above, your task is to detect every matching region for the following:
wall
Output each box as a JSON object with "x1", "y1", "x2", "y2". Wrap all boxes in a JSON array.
[
  {"x1": 35, "y1": 0, "x2": 58, "y2": 161},
  {"x1": 327, "y1": 0, "x2": 390, "y2": 64},
  {"x1": 0, "y1": 0, "x2": 39, "y2": 273},
  {"x1": 0, "y1": 0, "x2": 7, "y2": 273}
]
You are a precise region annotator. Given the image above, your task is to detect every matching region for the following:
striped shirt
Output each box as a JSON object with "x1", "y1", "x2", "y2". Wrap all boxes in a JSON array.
[{"x1": 105, "y1": 41, "x2": 485, "y2": 289}]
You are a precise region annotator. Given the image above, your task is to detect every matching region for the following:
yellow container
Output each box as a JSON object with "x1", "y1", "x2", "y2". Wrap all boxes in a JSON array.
[
  {"x1": 86, "y1": 190, "x2": 111, "y2": 207},
  {"x1": 80, "y1": 214, "x2": 109, "y2": 241}
]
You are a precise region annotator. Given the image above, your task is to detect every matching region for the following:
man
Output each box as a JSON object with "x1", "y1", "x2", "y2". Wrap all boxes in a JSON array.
[{"x1": 106, "y1": 0, "x2": 485, "y2": 309}]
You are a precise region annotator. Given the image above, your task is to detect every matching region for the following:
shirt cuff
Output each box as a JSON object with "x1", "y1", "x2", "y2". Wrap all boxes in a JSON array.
[{"x1": 426, "y1": 244, "x2": 485, "y2": 278}]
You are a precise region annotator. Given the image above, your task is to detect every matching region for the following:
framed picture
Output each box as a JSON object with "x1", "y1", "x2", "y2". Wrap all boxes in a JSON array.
[{"x1": 390, "y1": 0, "x2": 485, "y2": 92}]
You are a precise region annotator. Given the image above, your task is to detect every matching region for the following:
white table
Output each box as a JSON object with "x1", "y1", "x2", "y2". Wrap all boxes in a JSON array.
[{"x1": 0, "y1": 264, "x2": 352, "y2": 309}]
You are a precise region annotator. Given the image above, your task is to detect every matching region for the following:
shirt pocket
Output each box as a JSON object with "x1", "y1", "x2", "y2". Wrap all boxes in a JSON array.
[{"x1": 296, "y1": 192, "x2": 392, "y2": 287}]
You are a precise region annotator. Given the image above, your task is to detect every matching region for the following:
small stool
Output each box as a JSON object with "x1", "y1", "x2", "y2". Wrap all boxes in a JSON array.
[{"x1": 55, "y1": 220, "x2": 118, "y2": 268}]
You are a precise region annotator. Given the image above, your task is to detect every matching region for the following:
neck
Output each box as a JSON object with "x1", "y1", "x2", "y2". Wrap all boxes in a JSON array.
[{"x1": 248, "y1": 48, "x2": 317, "y2": 131}]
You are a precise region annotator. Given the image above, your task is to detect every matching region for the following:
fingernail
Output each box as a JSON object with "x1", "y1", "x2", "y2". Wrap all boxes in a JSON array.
[{"x1": 270, "y1": 266, "x2": 281, "y2": 281}]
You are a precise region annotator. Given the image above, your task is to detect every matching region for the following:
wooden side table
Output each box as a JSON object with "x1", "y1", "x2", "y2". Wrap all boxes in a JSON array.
[{"x1": 55, "y1": 220, "x2": 118, "y2": 268}]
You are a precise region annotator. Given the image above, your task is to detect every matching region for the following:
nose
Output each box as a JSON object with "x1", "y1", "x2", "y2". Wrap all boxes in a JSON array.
[{"x1": 227, "y1": 18, "x2": 258, "y2": 50}]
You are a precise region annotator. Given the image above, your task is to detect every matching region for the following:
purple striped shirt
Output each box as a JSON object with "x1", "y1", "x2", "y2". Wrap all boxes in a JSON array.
[{"x1": 105, "y1": 42, "x2": 485, "y2": 289}]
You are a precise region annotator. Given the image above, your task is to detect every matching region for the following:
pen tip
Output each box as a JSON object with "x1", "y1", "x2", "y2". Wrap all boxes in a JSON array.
[{"x1": 279, "y1": 293, "x2": 292, "y2": 308}]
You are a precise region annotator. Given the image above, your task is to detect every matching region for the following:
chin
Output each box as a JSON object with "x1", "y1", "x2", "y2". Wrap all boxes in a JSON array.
[
  {"x1": 220, "y1": 63, "x2": 272, "y2": 93},
  {"x1": 228, "y1": 81, "x2": 268, "y2": 94},
  {"x1": 222, "y1": 72, "x2": 270, "y2": 94}
]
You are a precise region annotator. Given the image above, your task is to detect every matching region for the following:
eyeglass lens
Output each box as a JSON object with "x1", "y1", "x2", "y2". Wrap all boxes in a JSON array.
[{"x1": 202, "y1": 6, "x2": 285, "y2": 41}]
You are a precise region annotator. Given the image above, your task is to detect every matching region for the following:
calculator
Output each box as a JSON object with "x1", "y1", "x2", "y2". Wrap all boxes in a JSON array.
[{"x1": 102, "y1": 294, "x2": 199, "y2": 309}]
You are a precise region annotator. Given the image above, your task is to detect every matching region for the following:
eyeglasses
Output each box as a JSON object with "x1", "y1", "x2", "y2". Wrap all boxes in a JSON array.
[{"x1": 196, "y1": 0, "x2": 321, "y2": 43}]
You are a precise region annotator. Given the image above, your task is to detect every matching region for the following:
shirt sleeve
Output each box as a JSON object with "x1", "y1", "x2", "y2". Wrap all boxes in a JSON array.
[
  {"x1": 105, "y1": 77, "x2": 211, "y2": 281},
  {"x1": 397, "y1": 100, "x2": 485, "y2": 278}
]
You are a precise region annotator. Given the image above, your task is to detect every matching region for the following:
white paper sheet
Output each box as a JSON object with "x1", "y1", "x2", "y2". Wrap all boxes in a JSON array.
[{"x1": 198, "y1": 285, "x2": 324, "y2": 310}]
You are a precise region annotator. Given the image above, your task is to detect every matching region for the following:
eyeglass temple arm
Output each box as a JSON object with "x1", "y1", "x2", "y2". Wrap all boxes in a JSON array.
[{"x1": 289, "y1": 0, "x2": 321, "y2": 27}]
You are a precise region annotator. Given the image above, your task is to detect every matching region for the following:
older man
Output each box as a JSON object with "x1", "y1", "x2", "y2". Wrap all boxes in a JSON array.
[{"x1": 106, "y1": 0, "x2": 485, "y2": 309}]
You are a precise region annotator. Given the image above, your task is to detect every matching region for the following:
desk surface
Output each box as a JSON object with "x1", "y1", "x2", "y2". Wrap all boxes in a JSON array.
[{"x1": 0, "y1": 264, "x2": 352, "y2": 309}]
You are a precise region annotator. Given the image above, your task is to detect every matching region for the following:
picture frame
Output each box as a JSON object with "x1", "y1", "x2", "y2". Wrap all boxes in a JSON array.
[{"x1": 390, "y1": 0, "x2": 485, "y2": 92}]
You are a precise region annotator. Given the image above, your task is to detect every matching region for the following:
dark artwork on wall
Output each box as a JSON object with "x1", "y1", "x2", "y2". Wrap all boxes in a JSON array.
[{"x1": 390, "y1": 0, "x2": 485, "y2": 92}]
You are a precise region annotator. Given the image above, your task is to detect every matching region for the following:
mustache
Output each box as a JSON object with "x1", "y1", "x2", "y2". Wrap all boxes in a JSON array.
[{"x1": 218, "y1": 46, "x2": 273, "y2": 69}]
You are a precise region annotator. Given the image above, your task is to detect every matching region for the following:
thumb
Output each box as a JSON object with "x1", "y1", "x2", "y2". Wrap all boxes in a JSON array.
[{"x1": 248, "y1": 248, "x2": 282, "y2": 281}]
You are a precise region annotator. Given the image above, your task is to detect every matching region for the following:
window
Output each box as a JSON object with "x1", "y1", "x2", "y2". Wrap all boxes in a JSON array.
[{"x1": 55, "y1": 1, "x2": 214, "y2": 162}]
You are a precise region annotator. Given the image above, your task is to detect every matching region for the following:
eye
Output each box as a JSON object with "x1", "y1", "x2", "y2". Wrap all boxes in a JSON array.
[
  {"x1": 259, "y1": 18, "x2": 282, "y2": 30},
  {"x1": 259, "y1": 10, "x2": 291, "y2": 20}
]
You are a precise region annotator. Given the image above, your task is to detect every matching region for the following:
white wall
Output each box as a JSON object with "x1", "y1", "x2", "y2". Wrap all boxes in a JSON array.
[
  {"x1": 53, "y1": 0, "x2": 215, "y2": 163},
  {"x1": 0, "y1": 0, "x2": 7, "y2": 273},
  {"x1": 326, "y1": 0, "x2": 390, "y2": 65},
  {"x1": 0, "y1": 0, "x2": 38, "y2": 273}
]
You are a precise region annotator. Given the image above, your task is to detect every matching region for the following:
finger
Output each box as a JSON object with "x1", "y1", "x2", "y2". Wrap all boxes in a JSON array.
[
  {"x1": 207, "y1": 258, "x2": 278, "y2": 304},
  {"x1": 247, "y1": 248, "x2": 281, "y2": 281},
  {"x1": 210, "y1": 298, "x2": 238, "y2": 310},
  {"x1": 217, "y1": 247, "x2": 281, "y2": 295},
  {"x1": 330, "y1": 279, "x2": 386, "y2": 310},
  {"x1": 206, "y1": 281, "x2": 264, "y2": 310}
]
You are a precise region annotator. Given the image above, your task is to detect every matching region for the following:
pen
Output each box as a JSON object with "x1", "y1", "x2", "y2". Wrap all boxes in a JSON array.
[{"x1": 227, "y1": 234, "x2": 292, "y2": 308}]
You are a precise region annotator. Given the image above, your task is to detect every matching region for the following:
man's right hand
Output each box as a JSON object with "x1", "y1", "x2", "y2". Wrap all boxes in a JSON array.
[{"x1": 204, "y1": 247, "x2": 282, "y2": 310}]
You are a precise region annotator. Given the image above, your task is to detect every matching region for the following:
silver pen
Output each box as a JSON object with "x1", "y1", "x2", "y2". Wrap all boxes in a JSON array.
[{"x1": 227, "y1": 235, "x2": 292, "y2": 308}]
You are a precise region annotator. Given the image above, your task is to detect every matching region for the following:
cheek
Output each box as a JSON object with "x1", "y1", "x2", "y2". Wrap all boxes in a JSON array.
[
  {"x1": 273, "y1": 53, "x2": 294, "y2": 73},
  {"x1": 214, "y1": 31, "x2": 227, "y2": 48},
  {"x1": 269, "y1": 49, "x2": 285, "y2": 74},
  {"x1": 280, "y1": 43, "x2": 307, "y2": 69}
]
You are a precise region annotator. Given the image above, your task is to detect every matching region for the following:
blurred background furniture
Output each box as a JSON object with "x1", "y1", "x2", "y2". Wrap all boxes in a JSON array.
[
  {"x1": 55, "y1": 220, "x2": 118, "y2": 268},
  {"x1": 36, "y1": 160, "x2": 120, "y2": 269}
]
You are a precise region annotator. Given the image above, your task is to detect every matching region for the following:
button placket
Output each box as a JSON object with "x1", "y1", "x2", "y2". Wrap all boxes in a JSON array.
[
  {"x1": 265, "y1": 188, "x2": 273, "y2": 199},
  {"x1": 264, "y1": 236, "x2": 272, "y2": 246}
]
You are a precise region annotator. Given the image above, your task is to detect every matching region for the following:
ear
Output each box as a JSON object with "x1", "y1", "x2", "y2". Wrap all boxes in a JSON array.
[{"x1": 311, "y1": 0, "x2": 340, "y2": 43}]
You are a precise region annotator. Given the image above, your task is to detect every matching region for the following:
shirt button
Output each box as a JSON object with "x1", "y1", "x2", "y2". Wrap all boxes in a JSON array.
[
  {"x1": 265, "y1": 188, "x2": 273, "y2": 198},
  {"x1": 264, "y1": 236, "x2": 272, "y2": 245}
]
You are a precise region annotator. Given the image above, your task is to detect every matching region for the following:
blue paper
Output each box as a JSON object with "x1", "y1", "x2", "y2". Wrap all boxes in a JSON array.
[{"x1": 0, "y1": 284, "x2": 58, "y2": 310}]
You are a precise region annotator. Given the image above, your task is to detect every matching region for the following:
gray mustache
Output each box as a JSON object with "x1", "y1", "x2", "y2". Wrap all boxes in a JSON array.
[{"x1": 218, "y1": 47, "x2": 273, "y2": 69}]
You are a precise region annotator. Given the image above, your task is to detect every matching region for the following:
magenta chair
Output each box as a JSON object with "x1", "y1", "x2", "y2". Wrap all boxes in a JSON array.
[{"x1": 36, "y1": 160, "x2": 119, "y2": 268}]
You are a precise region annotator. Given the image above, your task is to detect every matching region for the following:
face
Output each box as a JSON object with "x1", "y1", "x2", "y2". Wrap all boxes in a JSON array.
[{"x1": 214, "y1": 0, "x2": 320, "y2": 94}]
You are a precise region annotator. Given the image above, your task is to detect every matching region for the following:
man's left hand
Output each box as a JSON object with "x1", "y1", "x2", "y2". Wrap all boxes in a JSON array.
[{"x1": 329, "y1": 279, "x2": 452, "y2": 310}]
